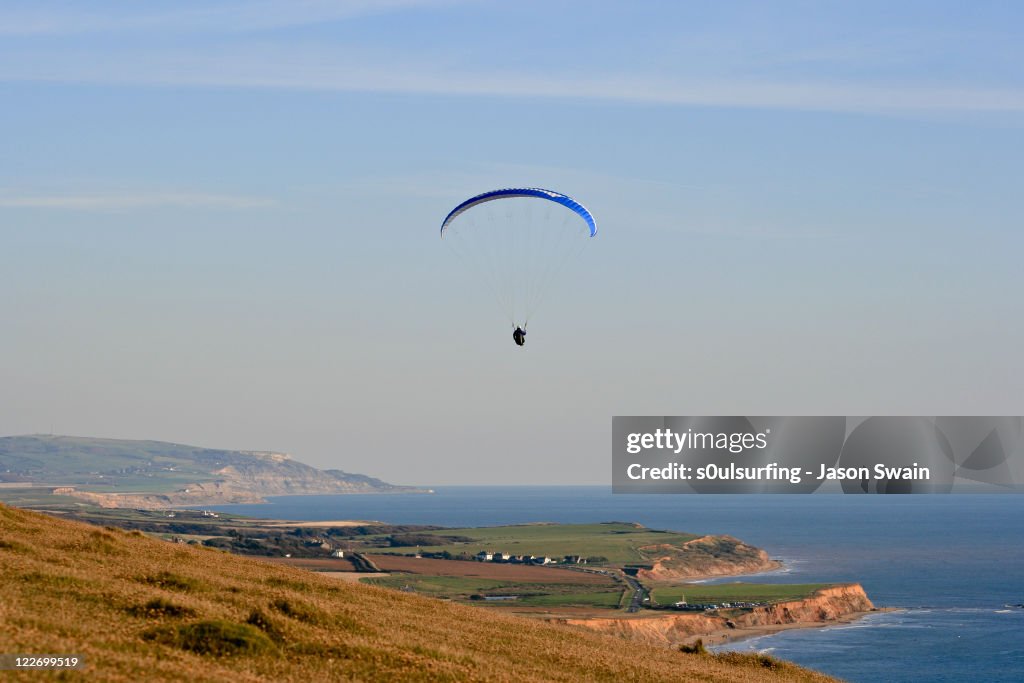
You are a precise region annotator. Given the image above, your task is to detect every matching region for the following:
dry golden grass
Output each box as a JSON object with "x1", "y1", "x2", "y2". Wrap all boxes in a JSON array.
[{"x1": 0, "y1": 504, "x2": 839, "y2": 682}]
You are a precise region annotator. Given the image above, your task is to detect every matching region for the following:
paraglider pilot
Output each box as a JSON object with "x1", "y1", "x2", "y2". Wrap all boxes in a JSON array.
[{"x1": 513, "y1": 326, "x2": 526, "y2": 347}]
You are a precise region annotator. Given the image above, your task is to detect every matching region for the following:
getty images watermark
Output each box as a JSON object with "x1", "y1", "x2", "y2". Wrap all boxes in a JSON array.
[{"x1": 612, "y1": 417, "x2": 1024, "y2": 493}]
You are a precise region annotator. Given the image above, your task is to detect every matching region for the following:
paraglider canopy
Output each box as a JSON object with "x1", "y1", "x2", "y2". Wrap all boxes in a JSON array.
[
  {"x1": 440, "y1": 187, "x2": 596, "y2": 337},
  {"x1": 441, "y1": 188, "x2": 597, "y2": 237}
]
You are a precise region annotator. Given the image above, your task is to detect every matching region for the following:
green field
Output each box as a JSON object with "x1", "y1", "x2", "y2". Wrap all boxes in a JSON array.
[
  {"x1": 365, "y1": 575, "x2": 519, "y2": 595},
  {"x1": 366, "y1": 573, "x2": 829, "y2": 611},
  {"x1": 517, "y1": 591, "x2": 623, "y2": 608},
  {"x1": 364, "y1": 575, "x2": 624, "y2": 608},
  {"x1": 0, "y1": 488, "x2": 85, "y2": 507},
  {"x1": 650, "y1": 582, "x2": 829, "y2": 605},
  {"x1": 367, "y1": 522, "x2": 698, "y2": 564}
]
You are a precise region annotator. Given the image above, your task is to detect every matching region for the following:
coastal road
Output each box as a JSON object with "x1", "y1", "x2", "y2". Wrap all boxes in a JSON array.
[
  {"x1": 566, "y1": 566, "x2": 647, "y2": 613},
  {"x1": 622, "y1": 574, "x2": 647, "y2": 613}
]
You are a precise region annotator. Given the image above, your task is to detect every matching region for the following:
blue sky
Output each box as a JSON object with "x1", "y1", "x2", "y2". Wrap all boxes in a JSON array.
[{"x1": 1, "y1": 1, "x2": 1022, "y2": 484}]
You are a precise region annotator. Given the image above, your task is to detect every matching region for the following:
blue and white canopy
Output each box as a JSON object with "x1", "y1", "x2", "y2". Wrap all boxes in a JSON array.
[{"x1": 440, "y1": 188, "x2": 597, "y2": 237}]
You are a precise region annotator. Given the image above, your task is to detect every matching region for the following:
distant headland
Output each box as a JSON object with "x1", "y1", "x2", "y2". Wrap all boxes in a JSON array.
[{"x1": 0, "y1": 434, "x2": 429, "y2": 508}]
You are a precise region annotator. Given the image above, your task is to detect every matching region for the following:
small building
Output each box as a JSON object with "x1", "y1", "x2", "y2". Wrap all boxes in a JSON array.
[
  {"x1": 475, "y1": 551, "x2": 493, "y2": 561},
  {"x1": 331, "y1": 549, "x2": 345, "y2": 558}
]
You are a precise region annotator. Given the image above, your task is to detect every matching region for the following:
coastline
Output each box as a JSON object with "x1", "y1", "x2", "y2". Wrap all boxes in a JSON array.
[
  {"x1": 312, "y1": 563, "x2": 886, "y2": 649},
  {"x1": 696, "y1": 608, "x2": 898, "y2": 648},
  {"x1": 559, "y1": 584, "x2": 879, "y2": 648},
  {"x1": 203, "y1": 509, "x2": 882, "y2": 652},
  {"x1": 23, "y1": 489, "x2": 889, "y2": 660}
]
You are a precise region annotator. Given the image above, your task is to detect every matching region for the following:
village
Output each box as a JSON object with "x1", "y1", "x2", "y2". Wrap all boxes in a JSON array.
[
  {"x1": 471, "y1": 550, "x2": 588, "y2": 566},
  {"x1": 658, "y1": 599, "x2": 769, "y2": 612}
]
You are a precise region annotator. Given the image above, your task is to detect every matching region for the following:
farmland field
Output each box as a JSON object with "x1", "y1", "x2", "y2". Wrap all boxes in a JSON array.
[
  {"x1": 517, "y1": 591, "x2": 624, "y2": 608},
  {"x1": 366, "y1": 555, "x2": 613, "y2": 583},
  {"x1": 364, "y1": 574, "x2": 624, "y2": 609},
  {"x1": 366, "y1": 522, "x2": 698, "y2": 563},
  {"x1": 649, "y1": 582, "x2": 829, "y2": 605}
]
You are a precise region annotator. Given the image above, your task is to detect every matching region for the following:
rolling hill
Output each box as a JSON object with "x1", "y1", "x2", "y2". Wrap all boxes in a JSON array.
[
  {"x1": 0, "y1": 435, "x2": 424, "y2": 507},
  {"x1": 0, "y1": 502, "x2": 836, "y2": 682}
]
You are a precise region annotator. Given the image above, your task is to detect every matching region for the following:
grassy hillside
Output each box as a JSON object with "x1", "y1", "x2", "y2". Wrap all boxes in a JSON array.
[
  {"x1": 0, "y1": 503, "x2": 836, "y2": 682},
  {"x1": 0, "y1": 435, "x2": 226, "y2": 488},
  {"x1": 0, "y1": 435, "x2": 420, "y2": 505}
]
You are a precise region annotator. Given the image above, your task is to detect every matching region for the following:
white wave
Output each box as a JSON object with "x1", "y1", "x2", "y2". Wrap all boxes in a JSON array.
[{"x1": 693, "y1": 557, "x2": 805, "y2": 584}]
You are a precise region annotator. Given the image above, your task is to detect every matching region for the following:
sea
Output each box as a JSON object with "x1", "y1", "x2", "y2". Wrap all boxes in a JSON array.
[{"x1": 208, "y1": 487, "x2": 1024, "y2": 682}]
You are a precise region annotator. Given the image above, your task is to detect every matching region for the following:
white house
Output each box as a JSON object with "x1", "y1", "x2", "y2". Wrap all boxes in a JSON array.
[{"x1": 331, "y1": 549, "x2": 345, "y2": 558}]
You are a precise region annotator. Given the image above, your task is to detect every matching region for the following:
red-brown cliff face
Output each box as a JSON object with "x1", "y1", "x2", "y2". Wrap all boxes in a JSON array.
[{"x1": 558, "y1": 584, "x2": 874, "y2": 647}]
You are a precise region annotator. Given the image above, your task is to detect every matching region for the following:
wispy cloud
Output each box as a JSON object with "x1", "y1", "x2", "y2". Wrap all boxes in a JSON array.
[
  {"x1": 3, "y1": 42, "x2": 1023, "y2": 115},
  {"x1": 0, "y1": 0, "x2": 468, "y2": 36},
  {"x1": 2, "y1": 3, "x2": 1021, "y2": 116},
  {"x1": 0, "y1": 191, "x2": 277, "y2": 210}
]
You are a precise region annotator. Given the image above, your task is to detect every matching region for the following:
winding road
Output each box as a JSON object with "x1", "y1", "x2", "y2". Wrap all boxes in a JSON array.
[{"x1": 622, "y1": 574, "x2": 647, "y2": 613}]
